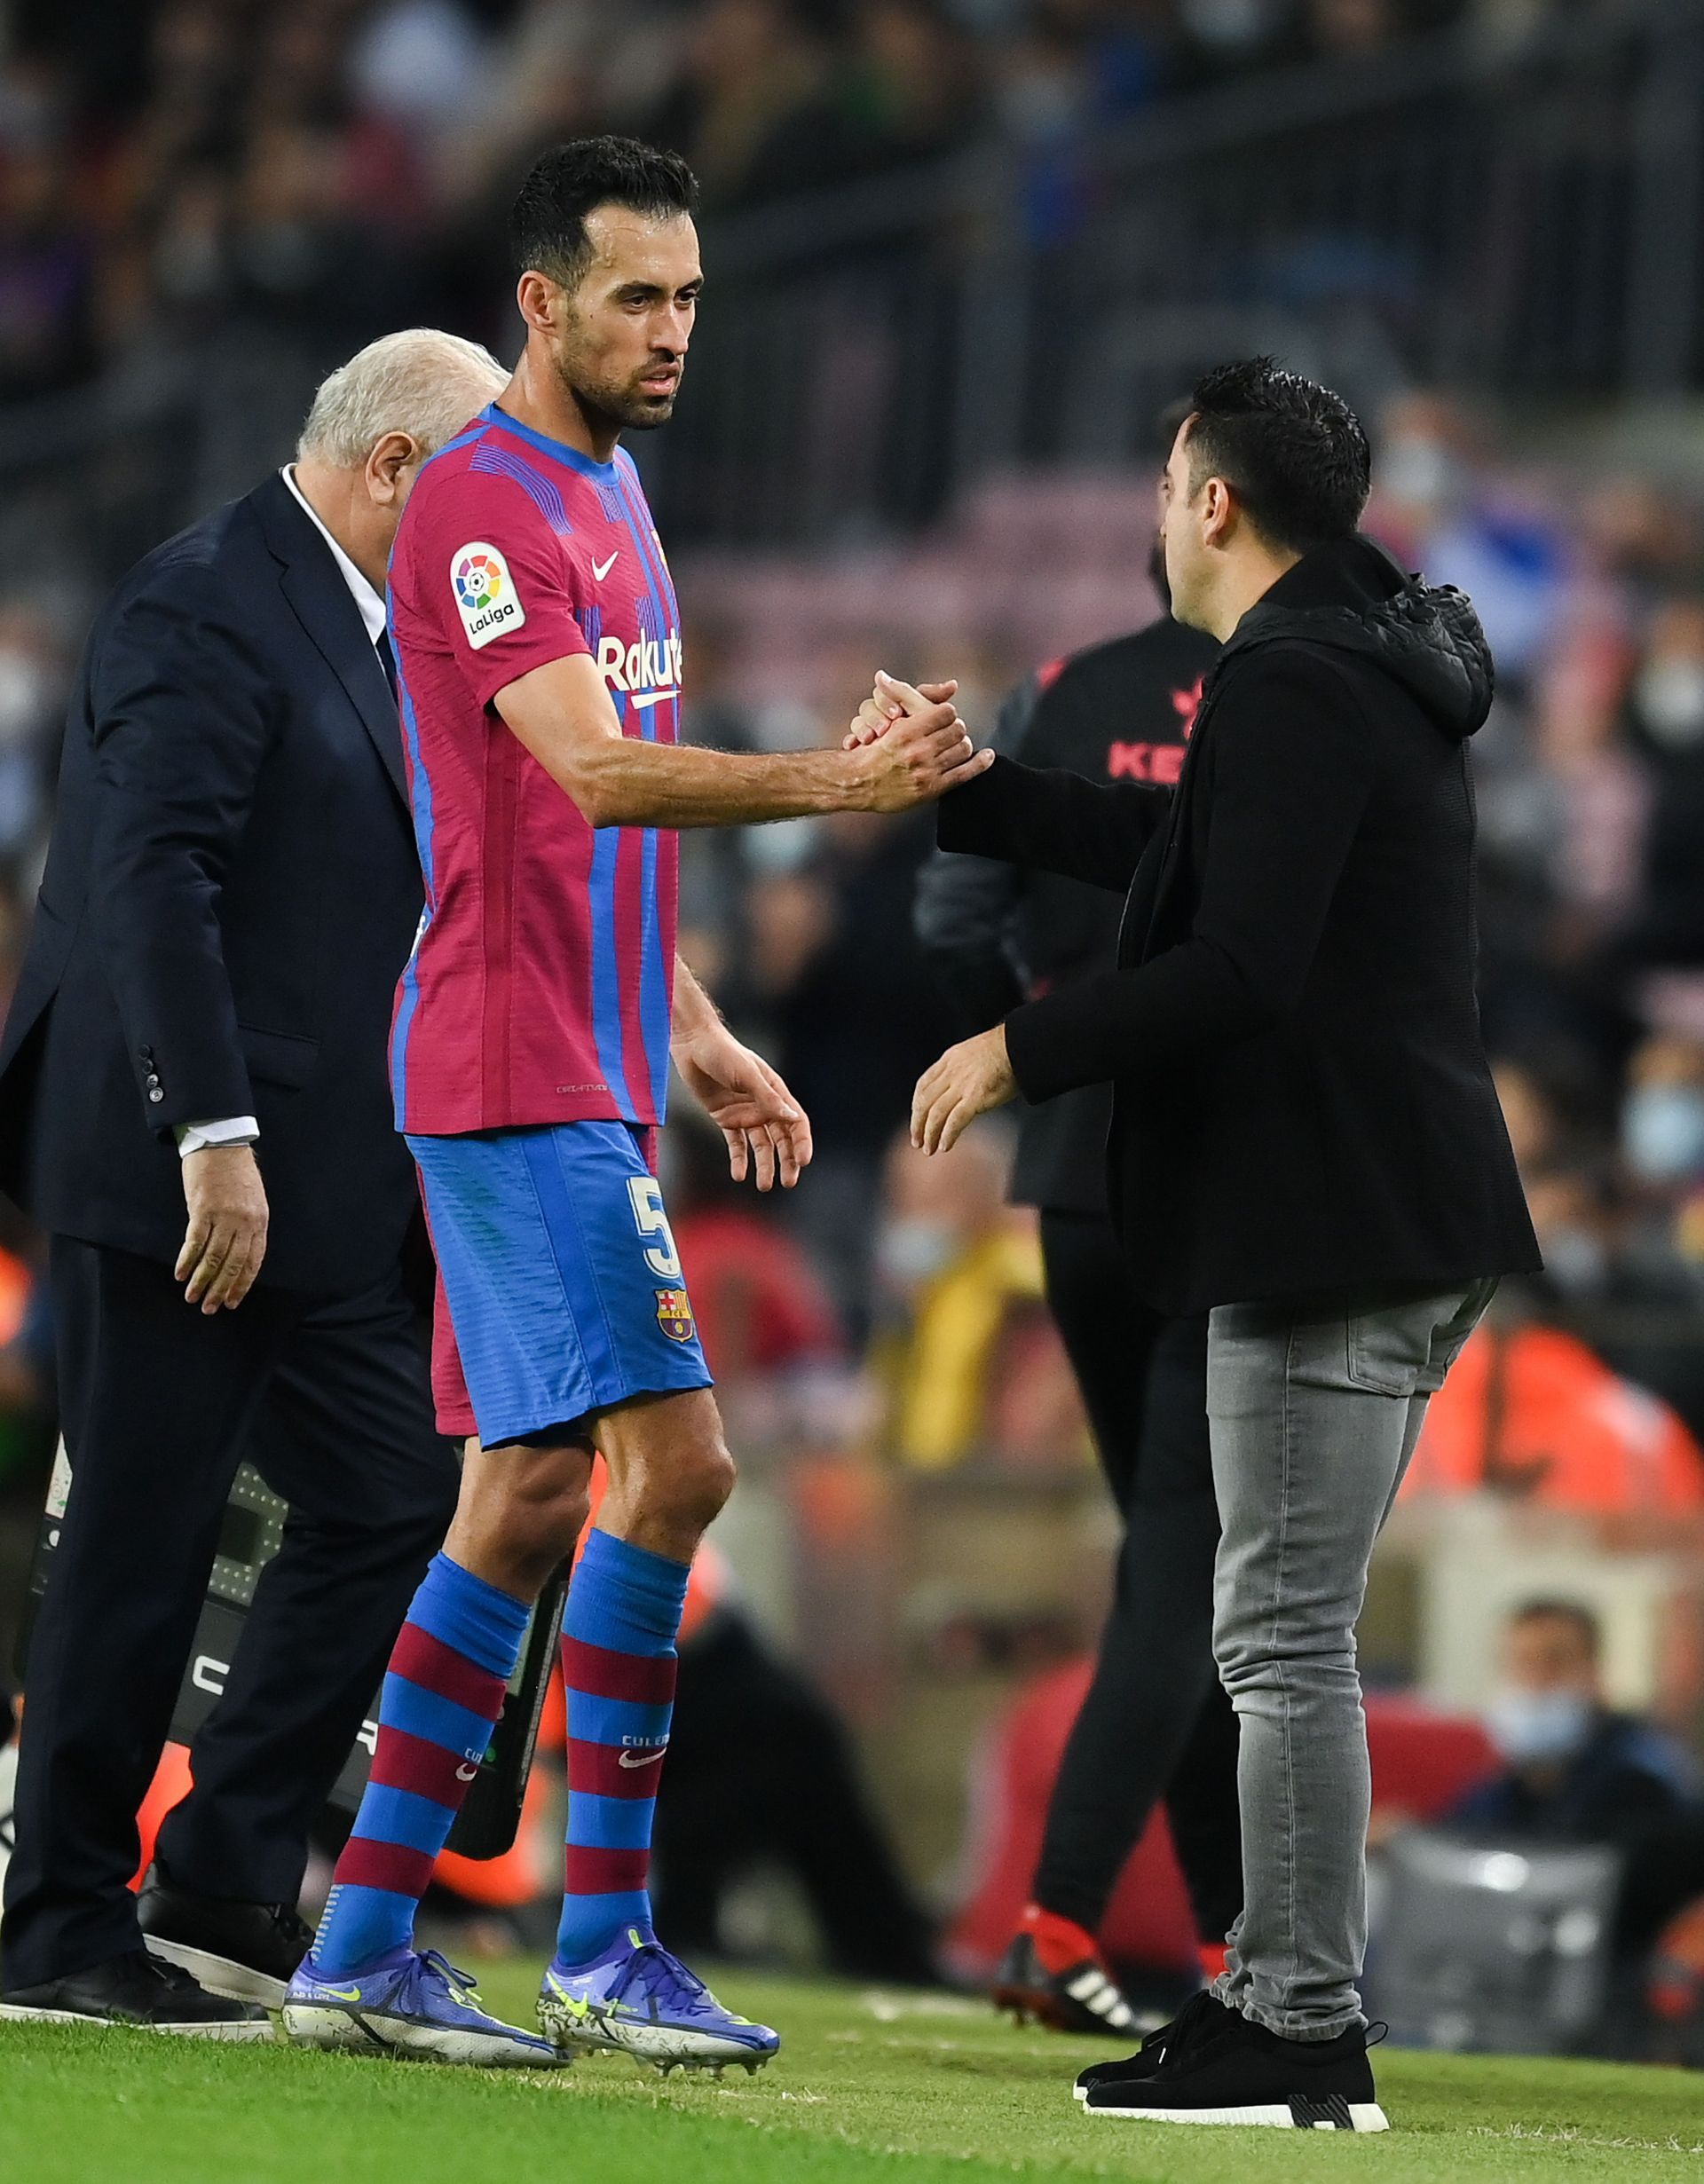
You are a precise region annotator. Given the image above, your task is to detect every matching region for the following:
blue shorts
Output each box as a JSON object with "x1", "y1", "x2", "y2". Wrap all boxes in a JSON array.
[{"x1": 409, "y1": 1120, "x2": 712, "y2": 1447}]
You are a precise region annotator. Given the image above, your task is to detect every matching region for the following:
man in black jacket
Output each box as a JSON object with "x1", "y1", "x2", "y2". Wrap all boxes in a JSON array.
[
  {"x1": 873, "y1": 359, "x2": 1541, "y2": 2130},
  {"x1": 0, "y1": 330, "x2": 507, "y2": 2033},
  {"x1": 914, "y1": 597, "x2": 1242, "y2": 2035}
]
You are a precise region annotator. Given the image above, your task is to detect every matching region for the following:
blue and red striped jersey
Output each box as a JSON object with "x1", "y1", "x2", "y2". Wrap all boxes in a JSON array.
[{"x1": 387, "y1": 403, "x2": 682, "y2": 1135}]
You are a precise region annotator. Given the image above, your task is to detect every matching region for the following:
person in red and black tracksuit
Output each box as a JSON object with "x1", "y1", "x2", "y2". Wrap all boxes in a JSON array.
[{"x1": 914, "y1": 576, "x2": 1240, "y2": 2034}]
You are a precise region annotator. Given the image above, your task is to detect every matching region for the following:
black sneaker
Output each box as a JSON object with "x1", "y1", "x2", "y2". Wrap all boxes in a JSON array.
[
  {"x1": 138, "y1": 1860, "x2": 311, "y2": 2009},
  {"x1": 1082, "y1": 2001, "x2": 1387, "y2": 2131},
  {"x1": 991, "y1": 1930, "x2": 1146, "y2": 2038},
  {"x1": 1072, "y1": 1989, "x2": 1230, "y2": 2100},
  {"x1": 0, "y1": 1949, "x2": 273, "y2": 2038}
]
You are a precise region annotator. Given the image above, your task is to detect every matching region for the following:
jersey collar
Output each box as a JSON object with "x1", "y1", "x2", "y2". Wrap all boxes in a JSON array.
[{"x1": 481, "y1": 402, "x2": 619, "y2": 482}]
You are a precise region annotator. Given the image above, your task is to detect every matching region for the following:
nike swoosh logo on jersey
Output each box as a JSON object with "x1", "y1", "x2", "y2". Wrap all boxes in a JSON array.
[
  {"x1": 592, "y1": 551, "x2": 619, "y2": 581},
  {"x1": 628, "y1": 689, "x2": 679, "y2": 710},
  {"x1": 618, "y1": 1746, "x2": 668, "y2": 1769}
]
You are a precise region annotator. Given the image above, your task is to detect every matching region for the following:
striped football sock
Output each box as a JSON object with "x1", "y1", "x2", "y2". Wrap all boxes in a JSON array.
[
  {"x1": 311, "y1": 1553, "x2": 528, "y2": 1977},
  {"x1": 556, "y1": 1528, "x2": 690, "y2": 1967}
]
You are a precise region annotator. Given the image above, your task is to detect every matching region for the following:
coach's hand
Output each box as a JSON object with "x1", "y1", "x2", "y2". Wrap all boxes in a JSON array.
[
  {"x1": 177, "y1": 1144, "x2": 269, "y2": 1312},
  {"x1": 848, "y1": 673, "x2": 991, "y2": 810},
  {"x1": 911, "y1": 1026, "x2": 1018, "y2": 1155},
  {"x1": 844, "y1": 677, "x2": 957, "y2": 750},
  {"x1": 674, "y1": 1020, "x2": 814, "y2": 1191}
]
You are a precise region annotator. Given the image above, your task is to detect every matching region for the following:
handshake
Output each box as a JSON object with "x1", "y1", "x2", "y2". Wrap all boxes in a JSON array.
[{"x1": 841, "y1": 671, "x2": 993, "y2": 813}]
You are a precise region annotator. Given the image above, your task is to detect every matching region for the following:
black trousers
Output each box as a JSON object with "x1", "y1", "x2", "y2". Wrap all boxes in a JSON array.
[
  {"x1": 1031, "y1": 1210, "x2": 1243, "y2": 1949},
  {"x1": 1, "y1": 1237, "x2": 459, "y2": 1991}
]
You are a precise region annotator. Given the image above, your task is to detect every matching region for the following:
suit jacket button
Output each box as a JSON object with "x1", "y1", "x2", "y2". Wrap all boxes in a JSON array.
[{"x1": 147, "y1": 1088, "x2": 164, "y2": 1104}]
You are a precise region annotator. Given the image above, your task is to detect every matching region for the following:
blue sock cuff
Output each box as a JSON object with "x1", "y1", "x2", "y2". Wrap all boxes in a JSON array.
[
  {"x1": 565, "y1": 1530, "x2": 690, "y2": 1655},
  {"x1": 411, "y1": 1553, "x2": 531, "y2": 1678}
]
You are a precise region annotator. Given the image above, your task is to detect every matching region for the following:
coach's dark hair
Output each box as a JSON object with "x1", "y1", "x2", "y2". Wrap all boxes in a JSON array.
[
  {"x1": 510, "y1": 136, "x2": 699, "y2": 289},
  {"x1": 1183, "y1": 358, "x2": 1370, "y2": 554}
]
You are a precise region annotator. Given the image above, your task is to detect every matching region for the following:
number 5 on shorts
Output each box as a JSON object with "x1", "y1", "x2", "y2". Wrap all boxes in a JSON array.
[{"x1": 627, "y1": 1175, "x2": 683, "y2": 1281}]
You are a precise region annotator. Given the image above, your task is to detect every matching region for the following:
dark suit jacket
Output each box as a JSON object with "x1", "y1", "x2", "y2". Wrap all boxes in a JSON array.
[
  {"x1": 0, "y1": 473, "x2": 426, "y2": 1297},
  {"x1": 914, "y1": 618, "x2": 1218, "y2": 1216},
  {"x1": 939, "y1": 535, "x2": 1542, "y2": 1315}
]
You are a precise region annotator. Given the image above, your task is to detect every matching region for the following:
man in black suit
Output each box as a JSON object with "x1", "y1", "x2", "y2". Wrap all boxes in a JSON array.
[
  {"x1": 0, "y1": 328, "x2": 508, "y2": 2034},
  {"x1": 868, "y1": 359, "x2": 1541, "y2": 2129}
]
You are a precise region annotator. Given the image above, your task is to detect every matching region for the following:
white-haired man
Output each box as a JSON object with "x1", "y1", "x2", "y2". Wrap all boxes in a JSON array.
[{"x1": 0, "y1": 331, "x2": 509, "y2": 2034}]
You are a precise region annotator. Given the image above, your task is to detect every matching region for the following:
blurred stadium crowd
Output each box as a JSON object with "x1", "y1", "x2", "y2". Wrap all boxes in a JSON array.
[
  {"x1": 0, "y1": 0, "x2": 1613, "y2": 417},
  {"x1": 4, "y1": 0, "x2": 1704, "y2": 2062}
]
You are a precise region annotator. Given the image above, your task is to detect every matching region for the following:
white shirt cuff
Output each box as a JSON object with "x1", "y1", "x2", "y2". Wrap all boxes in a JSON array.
[{"x1": 176, "y1": 1116, "x2": 260, "y2": 1159}]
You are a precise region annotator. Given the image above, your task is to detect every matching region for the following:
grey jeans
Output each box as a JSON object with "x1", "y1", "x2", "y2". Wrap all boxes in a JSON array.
[{"x1": 1205, "y1": 1276, "x2": 1499, "y2": 2040}]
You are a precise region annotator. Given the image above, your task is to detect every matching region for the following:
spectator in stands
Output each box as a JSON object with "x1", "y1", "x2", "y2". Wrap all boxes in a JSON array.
[
  {"x1": 750, "y1": 801, "x2": 944, "y2": 1337},
  {"x1": 1453, "y1": 1599, "x2": 1699, "y2": 1849},
  {"x1": 1400, "y1": 1287, "x2": 1704, "y2": 1511},
  {"x1": 0, "y1": 140, "x2": 92, "y2": 402},
  {"x1": 1372, "y1": 390, "x2": 1570, "y2": 691},
  {"x1": 667, "y1": 1118, "x2": 845, "y2": 1386},
  {"x1": 1621, "y1": 601, "x2": 1704, "y2": 983},
  {"x1": 872, "y1": 1123, "x2": 1084, "y2": 1470},
  {"x1": 642, "y1": 0, "x2": 829, "y2": 211}
]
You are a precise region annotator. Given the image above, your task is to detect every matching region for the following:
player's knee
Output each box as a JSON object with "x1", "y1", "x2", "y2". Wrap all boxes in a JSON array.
[
  {"x1": 487, "y1": 1454, "x2": 591, "y2": 1581},
  {"x1": 663, "y1": 1431, "x2": 737, "y2": 1535}
]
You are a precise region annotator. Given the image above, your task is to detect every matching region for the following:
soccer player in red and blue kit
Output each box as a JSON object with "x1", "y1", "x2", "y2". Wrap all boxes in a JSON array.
[{"x1": 283, "y1": 138, "x2": 990, "y2": 2070}]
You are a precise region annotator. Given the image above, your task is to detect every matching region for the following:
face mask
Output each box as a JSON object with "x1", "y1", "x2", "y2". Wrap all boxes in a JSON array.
[
  {"x1": 876, "y1": 1217, "x2": 958, "y2": 1289},
  {"x1": 1485, "y1": 1688, "x2": 1593, "y2": 1766},
  {"x1": 1378, "y1": 434, "x2": 1463, "y2": 511},
  {"x1": 1636, "y1": 657, "x2": 1704, "y2": 749},
  {"x1": 1623, "y1": 1083, "x2": 1704, "y2": 1184},
  {"x1": 1538, "y1": 1222, "x2": 1606, "y2": 1294}
]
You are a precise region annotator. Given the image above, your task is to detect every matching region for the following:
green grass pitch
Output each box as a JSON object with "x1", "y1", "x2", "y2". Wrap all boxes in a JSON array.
[{"x1": 4, "y1": 1965, "x2": 1703, "y2": 2184}]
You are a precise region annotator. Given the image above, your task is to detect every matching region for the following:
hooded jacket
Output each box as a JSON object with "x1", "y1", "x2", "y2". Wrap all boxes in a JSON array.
[{"x1": 938, "y1": 533, "x2": 1542, "y2": 1314}]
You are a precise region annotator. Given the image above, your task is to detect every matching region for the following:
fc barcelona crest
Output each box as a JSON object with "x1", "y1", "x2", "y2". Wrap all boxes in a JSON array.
[{"x1": 655, "y1": 1288, "x2": 695, "y2": 1343}]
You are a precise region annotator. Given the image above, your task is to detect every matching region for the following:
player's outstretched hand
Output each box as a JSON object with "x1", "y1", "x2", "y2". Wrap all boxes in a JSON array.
[
  {"x1": 911, "y1": 1026, "x2": 1018, "y2": 1155},
  {"x1": 844, "y1": 678, "x2": 957, "y2": 750},
  {"x1": 848, "y1": 673, "x2": 991, "y2": 810},
  {"x1": 674, "y1": 1019, "x2": 814, "y2": 1191}
]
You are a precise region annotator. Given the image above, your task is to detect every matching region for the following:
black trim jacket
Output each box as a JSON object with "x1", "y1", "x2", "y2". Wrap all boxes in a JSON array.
[{"x1": 937, "y1": 536, "x2": 1542, "y2": 1313}]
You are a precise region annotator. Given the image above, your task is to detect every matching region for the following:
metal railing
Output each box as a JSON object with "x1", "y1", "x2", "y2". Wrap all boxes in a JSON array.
[{"x1": 6, "y1": 0, "x2": 1704, "y2": 587}]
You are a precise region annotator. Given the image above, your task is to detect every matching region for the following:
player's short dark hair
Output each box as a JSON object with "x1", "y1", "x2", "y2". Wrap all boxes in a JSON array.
[
  {"x1": 1182, "y1": 357, "x2": 1370, "y2": 554},
  {"x1": 510, "y1": 136, "x2": 699, "y2": 290},
  {"x1": 1511, "y1": 1597, "x2": 1602, "y2": 1658}
]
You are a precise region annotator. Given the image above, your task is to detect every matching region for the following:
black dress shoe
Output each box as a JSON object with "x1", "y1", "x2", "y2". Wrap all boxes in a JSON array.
[
  {"x1": 137, "y1": 1860, "x2": 312, "y2": 2009},
  {"x1": 0, "y1": 1950, "x2": 272, "y2": 2038},
  {"x1": 1081, "y1": 1999, "x2": 1387, "y2": 2131},
  {"x1": 1072, "y1": 1989, "x2": 1230, "y2": 2100}
]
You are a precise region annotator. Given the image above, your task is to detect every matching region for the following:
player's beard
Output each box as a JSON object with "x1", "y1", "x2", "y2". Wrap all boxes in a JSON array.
[{"x1": 554, "y1": 343, "x2": 679, "y2": 435}]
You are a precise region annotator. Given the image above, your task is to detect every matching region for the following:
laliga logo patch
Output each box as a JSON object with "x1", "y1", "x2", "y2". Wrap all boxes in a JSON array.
[
  {"x1": 451, "y1": 541, "x2": 525, "y2": 650},
  {"x1": 655, "y1": 1288, "x2": 695, "y2": 1343}
]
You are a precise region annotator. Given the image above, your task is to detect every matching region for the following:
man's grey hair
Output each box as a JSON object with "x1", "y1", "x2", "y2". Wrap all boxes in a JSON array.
[{"x1": 296, "y1": 328, "x2": 508, "y2": 468}]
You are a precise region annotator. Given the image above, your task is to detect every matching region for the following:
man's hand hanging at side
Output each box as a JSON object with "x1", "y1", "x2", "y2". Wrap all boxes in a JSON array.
[{"x1": 176, "y1": 1144, "x2": 269, "y2": 1312}]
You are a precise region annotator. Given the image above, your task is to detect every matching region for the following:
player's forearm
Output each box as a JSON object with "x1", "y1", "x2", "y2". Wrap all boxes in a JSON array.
[
  {"x1": 670, "y1": 956, "x2": 720, "y2": 1044},
  {"x1": 561, "y1": 736, "x2": 872, "y2": 830}
]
